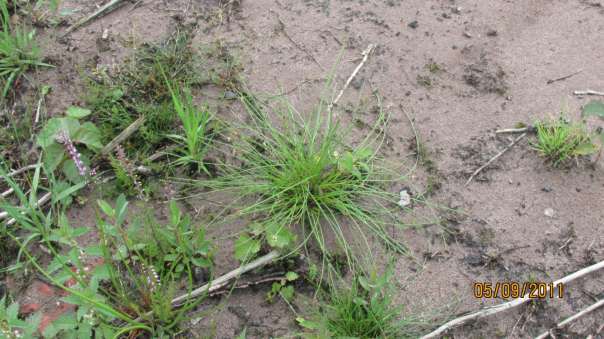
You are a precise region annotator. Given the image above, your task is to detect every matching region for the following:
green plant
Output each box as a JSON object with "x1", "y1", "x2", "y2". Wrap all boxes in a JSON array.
[
  {"x1": 0, "y1": 0, "x2": 52, "y2": 99},
  {"x1": 266, "y1": 271, "x2": 299, "y2": 304},
  {"x1": 92, "y1": 195, "x2": 212, "y2": 333},
  {"x1": 36, "y1": 106, "x2": 102, "y2": 182},
  {"x1": 531, "y1": 116, "x2": 596, "y2": 167},
  {"x1": 164, "y1": 78, "x2": 216, "y2": 174},
  {"x1": 582, "y1": 100, "x2": 604, "y2": 157},
  {"x1": 194, "y1": 90, "x2": 407, "y2": 270},
  {"x1": 0, "y1": 297, "x2": 41, "y2": 338},
  {"x1": 298, "y1": 266, "x2": 422, "y2": 338},
  {"x1": 85, "y1": 30, "x2": 202, "y2": 158}
]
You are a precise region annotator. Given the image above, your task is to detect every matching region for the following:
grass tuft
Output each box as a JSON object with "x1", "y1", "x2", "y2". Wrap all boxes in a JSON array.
[
  {"x1": 531, "y1": 116, "x2": 595, "y2": 167},
  {"x1": 196, "y1": 90, "x2": 409, "y2": 269},
  {"x1": 300, "y1": 266, "x2": 424, "y2": 338},
  {"x1": 0, "y1": 0, "x2": 51, "y2": 100}
]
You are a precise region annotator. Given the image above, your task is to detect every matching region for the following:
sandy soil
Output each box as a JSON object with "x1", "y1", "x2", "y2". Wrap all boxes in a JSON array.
[{"x1": 6, "y1": 0, "x2": 604, "y2": 338}]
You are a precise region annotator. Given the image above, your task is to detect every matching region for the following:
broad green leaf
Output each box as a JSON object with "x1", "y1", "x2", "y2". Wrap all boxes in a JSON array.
[
  {"x1": 97, "y1": 200, "x2": 115, "y2": 218},
  {"x1": 266, "y1": 223, "x2": 295, "y2": 249},
  {"x1": 234, "y1": 235, "x2": 261, "y2": 262},
  {"x1": 285, "y1": 271, "x2": 299, "y2": 281},
  {"x1": 574, "y1": 142, "x2": 597, "y2": 155},
  {"x1": 43, "y1": 143, "x2": 65, "y2": 172},
  {"x1": 280, "y1": 285, "x2": 294, "y2": 301},
  {"x1": 74, "y1": 122, "x2": 102, "y2": 151},
  {"x1": 338, "y1": 152, "x2": 354, "y2": 173},
  {"x1": 582, "y1": 100, "x2": 604, "y2": 119},
  {"x1": 37, "y1": 117, "x2": 80, "y2": 148},
  {"x1": 66, "y1": 106, "x2": 91, "y2": 118}
]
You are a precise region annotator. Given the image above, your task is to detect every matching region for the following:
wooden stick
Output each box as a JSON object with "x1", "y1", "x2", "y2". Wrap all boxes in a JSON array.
[
  {"x1": 99, "y1": 116, "x2": 146, "y2": 156},
  {"x1": 0, "y1": 164, "x2": 39, "y2": 181},
  {"x1": 420, "y1": 260, "x2": 604, "y2": 339},
  {"x1": 534, "y1": 298, "x2": 604, "y2": 339},
  {"x1": 1, "y1": 188, "x2": 14, "y2": 198},
  {"x1": 1, "y1": 192, "x2": 52, "y2": 225},
  {"x1": 573, "y1": 90, "x2": 604, "y2": 96},
  {"x1": 134, "y1": 250, "x2": 281, "y2": 322},
  {"x1": 329, "y1": 44, "x2": 375, "y2": 111},
  {"x1": 465, "y1": 133, "x2": 527, "y2": 186},
  {"x1": 63, "y1": 0, "x2": 128, "y2": 36},
  {"x1": 495, "y1": 127, "x2": 535, "y2": 134},
  {"x1": 546, "y1": 69, "x2": 582, "y2": 85}
]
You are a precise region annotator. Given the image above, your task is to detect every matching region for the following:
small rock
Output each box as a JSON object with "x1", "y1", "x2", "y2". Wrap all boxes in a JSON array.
[
  {"x1": 486, "y1": 29, "x2": 498, "y2": 37},
  {"x1": 463, "y1": 31, "x2": 473, "y2": 38},
  {"x1": 541, "y1": 187, "x2": 552, "y2": 193},
  {"x1": 101, "y1": 28, "x2": 109, "y2": 40},
  {"x1": 452, "y1": 6, "x2": 462, "y2": 14},
  {"x1": 408, "y1": 20, "x2": 418, "y2": 29},
  {"x1": 398, "y1": 189, "x2": 411, "y2": 208},
  {"x1": 544, "y1": 208, "x2": 555, "y2": 218}
]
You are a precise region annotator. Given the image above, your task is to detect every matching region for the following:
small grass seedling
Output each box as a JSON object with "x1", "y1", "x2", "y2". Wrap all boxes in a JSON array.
[
  {"x1": 0, "y1": 0, "x2": 52, "y2": 100},
  {"x1": 163, "y1": 76, "x2": 216, "y2": 174},
  {"x1": 531, "y1": 116, "x2": 596, "y2": 167}
]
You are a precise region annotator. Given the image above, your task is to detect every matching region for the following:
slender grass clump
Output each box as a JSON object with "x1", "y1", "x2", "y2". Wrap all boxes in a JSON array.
[
  {"x1": 531, "y1": 116, "x2": 595, "y2": 167},
  {"x1": 299, "y1": 266, "x2": 423, "y2": 338},
  {"x1": 0, "y1": 0, "x2": 51, "y2": 99},
  {"x1": 200, "y1": 91, "x2": 407, "y2": 267}
]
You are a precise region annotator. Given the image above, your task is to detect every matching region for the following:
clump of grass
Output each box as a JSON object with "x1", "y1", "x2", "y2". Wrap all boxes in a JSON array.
[
  {"x1": 299, "y1": 266, "x2": 423, "y2": 338},
  {"x1": 85, "y1": 29, "x2": 201, "y2": 157},
  {"x1": 0, "y1": 0, "x2": 51, "y2": 100},
  {"x1": 197, "y1": 90, "x2": 407, "y2": 268},
  {"x1": 531, "y1": 116, "x2": 595, "y2": 167}
]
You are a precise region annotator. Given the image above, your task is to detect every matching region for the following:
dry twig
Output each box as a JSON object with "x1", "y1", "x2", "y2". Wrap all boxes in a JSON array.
[
  {"x1": 329, "y1": 44, "x2": 375, "y2": 112},
  {"x1": 465, "y1": 133, "x2": 527, "y2": 186},
  {"x1": 134, "y1": 250, "x2": 282, "y2": 321},
  {"x1": 420, "y1": 260, "x2": 604, "y2": 339},
  {"x1": 99, "y1": 116, "x2": 146, "y2": 156},
  {"x1": 63, "y1": 0, "x2": 128, "y2": 36},
  {"x1": 573, "y1": 90, "x2": 604, "y2": 96},
  {"x1": 534, "y1": 298, "x2": 604, "y2": 339},
  {"x1": 546, "y1": 69, "x2": 582, "y2": 84}
]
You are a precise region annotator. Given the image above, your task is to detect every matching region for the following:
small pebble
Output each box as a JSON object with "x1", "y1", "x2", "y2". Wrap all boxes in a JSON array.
[
  {"x1": 544, "y1": 208, "x2": 555, "y2": 218},
  {"x1": 398, "y1": 189, "x2": 412, "y2": 208},
  {"x1": 408, "y1": 20, "x2": 418, "y2": 29},
  {"x1": 487, "y1": 29, "x2": 498, "y2": 37},
  {"x1": 541, "y1": 187, "x2": 552, "y2": 192}
]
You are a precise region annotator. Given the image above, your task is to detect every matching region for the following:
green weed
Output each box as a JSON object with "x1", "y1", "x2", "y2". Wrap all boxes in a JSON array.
[
  {"x1": 298, "y1": 266, "x2": 423, "y2": 338},
  {"x1": 85, "y1": 30, "x2": 200, "y2": 157},
  {"x1": 0, "y1": 0, "x2": 52, "y2": 100},
  {"x1": 531, "y1": 116, "x2": 595, "y2": 167},
  {"x1": 193, "y1": 90, "x2": 408, "y2": 270},
  {"x1": 164, "y1": 77, "x2": 216, "y2": 174}
]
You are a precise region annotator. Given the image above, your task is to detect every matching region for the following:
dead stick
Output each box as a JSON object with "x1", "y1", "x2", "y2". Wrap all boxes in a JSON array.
[
  {"x1": 534, "y1": 298, "x2": 604, "y2": 339},
  {"x1": 99, "y1": 116, "x2": 146, "y2": 156},
  {"x1": 420, "y1": 260, "x2": 604, "y2": 339},
  {"x1": 495, "y1": 127, "x2": 535, "y2": 134},
  {"x1": 1, "y1": 192, "x2": 52, "y2": 224},
  {"x1": 573, "y1": 90, "x2": 604, "y2": 96},
  {"x1": 465, "y1": 133, "x2": 526, "y2": 186},
  {"x1": 0, "y1": 164, "x2": 39, "y2": 181},
  {"x1": 329, "y1": 44, "x2": 375, "y2": 111},
  {"x1": 546, "y1": 69, "x2": 582, "y2": 84},
  {"x1": 1, "y1": 188, "x2": 14, "y2": 198},
  {"x1": 134, "y1": 250, "x2": 281, "y2": 322},
  {"x1": 63, "y1": 0, "x2": 128, "y2": 36}
]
